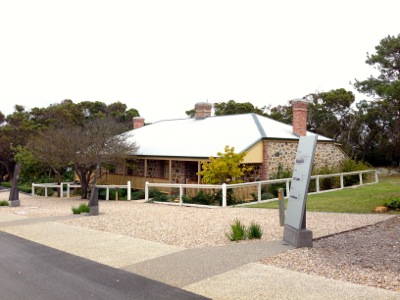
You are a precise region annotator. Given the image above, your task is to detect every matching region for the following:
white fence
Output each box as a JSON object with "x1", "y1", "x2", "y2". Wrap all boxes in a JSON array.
[
  {"x1": 32, "y1": 181, "x2": 132, "y2": 200},
  {"x1": 145, "y1": 169, "x2": 378, "y2": 208}
]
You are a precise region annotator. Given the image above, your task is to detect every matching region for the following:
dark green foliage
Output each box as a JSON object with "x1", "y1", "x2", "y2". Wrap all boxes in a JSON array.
[
  {"x1": 0, "y1": 200, "x2": 9, "y2": 206},
  {"x1": 183, "y1": 189, "x2": 243, "y2": 206},
  {"x1": 131, "y1": 189, "x2": 145, "y2": 200},
  {"x1": 226, "y1": 220, "x2": 247, "y2": 241},
  {"x1": 268, "y1": 164, "x2": 292, "y2": 197},
  {"x1": 341, "y1": 158, "x2": 370, "y2": 186},
  {"x1": 213, "y1": 100, "x2": 268, "y2": 116},
  {"x1": 313, "y1": 164, "x2": 340, "y2": 190},
  {"x1": 35, "y1": 188, "x2": 55, "y2": 197},
  {"x1": 385, "y1": 197, "x2": 400, "y2": 210},
  {"x1": 148, "y1": 189, "x2": 170, "y2": 202},
  {"x1": 72, "y1": 203, "x2": 90, "y2": 214},
  {"x1": 247, "y1": 222, "x2": 263, "y2": 239},
  {"x1": 98, "y1": 188, "x2": 127, "y2": 200},
  {"x1": 0, "y1": 182, "x2": 31, "y2": 193},
  {"x1": 183, "y1": 190, "x2": 215, "y2": 205}
]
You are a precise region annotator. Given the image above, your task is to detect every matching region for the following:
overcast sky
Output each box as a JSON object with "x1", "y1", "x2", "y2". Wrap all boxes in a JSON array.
[{"x1": 0, "y1": 0, "x2": 398, "y2": 122}]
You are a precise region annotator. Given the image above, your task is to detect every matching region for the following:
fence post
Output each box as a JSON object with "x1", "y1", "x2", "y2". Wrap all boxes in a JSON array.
[
  {"x1": 359, "y1": 172, "x2": 363, "y2": 185},
  {"x1": 106, "y1": 187, "x2": 109, "y2": 201},
  {"x1": 316, "y1": 176, "x2": 320, "y2": 193},
  {"x1": 145, "y1": 181, "x2": 149, "y2": 201},
  {"x1": 127, "y1": 181, "x2": 131, "y2": 200},
  {"x1": 179, "y1": 184, "x2": 183, "y2": 206},
  {"x1": 32, "y1": 183, "x2": 35, "y2": 196},
  {"x1": 60, "y1": 183, "x2": 63, "y2": 198},
  {"x1": 340, "y1": 174, "x2": 344, "y2": 188},
  {"x1": 375, "y1": 170, "x2": 379, "y2": 183},
  {"x1": 286, "y1": 179, "x2": 290, "y2": 198},
  {"x1": 222, "y1": 183, "x2": 227, "y2": 207},
  {"x1": 67, "y1": 184, "x2": 70, "y2": 198},
  {"x1": 45, "y1": 186, "x2": 48, "y2": 197},
  {"x1": 257, "y1": 182, "x2": 261, "y2": 203},
  {"x1": 278, "y1": 188, "x2": 285, "y2": 226}
]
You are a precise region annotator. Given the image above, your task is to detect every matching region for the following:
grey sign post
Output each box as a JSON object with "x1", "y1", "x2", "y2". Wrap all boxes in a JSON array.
[{"x1": 283, "y1": 135, "x2": 317, "y2": 247}]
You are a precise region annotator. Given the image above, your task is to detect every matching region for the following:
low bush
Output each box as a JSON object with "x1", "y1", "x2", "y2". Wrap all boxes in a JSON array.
[
  {"x1": 35, "y1": 187, "x2": 55, "y2": 197},
  {"x1": 0, "y1": 200, "x2": 9, "y2": 206},
  {"x1": 72, "y1": 203, "x2": 90, "y2": 214},
  {"x1": 385, "y1": 197, "x2": 400, "y2": 210},
  {"x1": 247, "y1": 222, "x2": 263, "y2": 239},
  {"x1": 226, "y1": 219, "x2": 247, "y2": 241},
  {"x1": 148, "y1": 189, "x2": 170, "y2": 202},
  {"x1": 268, "y1": 164, "x2": 292, "y2": 197},
  {"x1": 0, "y1": 182, "x2": 31, "y2": 194},
  {"x1": 98, "y1": 188, "x2": 127, "y2": 200},
  {"x1": 131, "y1": 189, "x2": 145, "y2": 200},
  {"x1": 341, "y1": 158, "x2": 370, "y2": 186}
]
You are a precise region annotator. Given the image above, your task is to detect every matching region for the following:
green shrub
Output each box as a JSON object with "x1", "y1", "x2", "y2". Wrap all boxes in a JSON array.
[
  {"x1": 191, "y1": 189, "x2": 215, "y2": 205},
  {"x1": 131, "y1": 189, "x2": 145, "y2": 200},
  {"x1": 0, "y1": 182, "x2": 31, "y2": 193},
  {"x1": 72, "y1": 203, "x2": 90, "y2": 214},
  {"x1": 385, "y1": 197, "x2": 400, "y2": 210},
  {"x1": 0, "y1": 200, "x2": 9, "y2": 206},
  {"x1": 148, "y1": 189, "x2": 170, "y2": 202},
  {"x1": 226, "y1": 219, "x2": 247, "y2": 241},
  {"x1": 340, "y1": 158, "x2": 370, "y2": 186},
  {"x1": 247, "y1": 222, "x2": 263, "y2": 239},
  {"x1": 98, "y1": 188, "x2": 128, "y2": 200},
  {"x1": 268, "y1": 164, "x2": 292, "y2": 197},
  {"x1": 313, "y1": 164, "x2": 340, "y2": 191},
  {"x1": 182, "y1": 194, "x2": 193, "y2": 203},
  {"x1": 35, "y1": 187, "x2": 55, "y2": 197}
]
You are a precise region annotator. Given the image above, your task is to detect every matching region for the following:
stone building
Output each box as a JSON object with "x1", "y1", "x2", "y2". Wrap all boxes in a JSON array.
[{"x1": 101, "y1": 100, "x2": 347, "y2": 188}]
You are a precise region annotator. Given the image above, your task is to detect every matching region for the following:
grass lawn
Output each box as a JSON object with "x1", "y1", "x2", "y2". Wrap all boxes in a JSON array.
[{"x1": 245, "y1": 175, "x2": 400, "y2": 214}]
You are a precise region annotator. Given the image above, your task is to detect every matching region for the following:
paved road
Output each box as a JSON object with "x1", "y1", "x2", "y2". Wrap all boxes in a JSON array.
[{"x1": 0, "y1": 232, "x2": 209, "y2": 300}]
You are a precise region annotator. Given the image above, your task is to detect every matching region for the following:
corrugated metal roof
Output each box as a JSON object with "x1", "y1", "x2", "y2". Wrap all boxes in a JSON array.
[{"x1": 124, "y1": 113, "x2": 333, "y2": 158}]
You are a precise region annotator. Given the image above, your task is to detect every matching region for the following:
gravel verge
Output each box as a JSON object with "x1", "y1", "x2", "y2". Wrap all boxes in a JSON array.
[{"x1": 262, "y1": 216, "x2": 400, "y2": 292}]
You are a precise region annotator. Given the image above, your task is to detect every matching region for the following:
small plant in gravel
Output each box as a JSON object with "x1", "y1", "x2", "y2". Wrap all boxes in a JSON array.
[
  {"x1": 72, "y1": 203, "x2": 90, "y2": 214},
  {"x1": 226, "y1": 219, "x2": 247, "y2": 241},
  {"x1": 0, "y1": 200, "x2": 9, "y2": 206},
  {"x1": 247, "y1": 222, "x2": 263, "y2": 239}
]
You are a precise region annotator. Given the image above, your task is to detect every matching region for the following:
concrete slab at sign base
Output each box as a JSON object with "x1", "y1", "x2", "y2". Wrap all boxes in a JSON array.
[
  {"x1": 10, "y1": 200, "x2": 20, "y2": 207},
  {"x1": 89, "y1": 206, "x2": 99, "y2": 216},
  {"x1": 283, "y1": 225, "x2": 313, "y2": 248}
]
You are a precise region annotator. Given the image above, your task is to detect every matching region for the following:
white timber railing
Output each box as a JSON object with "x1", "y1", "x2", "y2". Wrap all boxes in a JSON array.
[
  {"x1": 32, "y1": 181, "x2": 132, "y2": 200},
  {"x1": 145, "y1": 169, "x2": 378, "y2": 208}
]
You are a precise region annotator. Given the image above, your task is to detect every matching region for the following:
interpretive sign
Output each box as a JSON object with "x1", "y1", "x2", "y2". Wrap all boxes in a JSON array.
[{"x1": 285, "y1": 135, "x2": 318, "y2": 230}]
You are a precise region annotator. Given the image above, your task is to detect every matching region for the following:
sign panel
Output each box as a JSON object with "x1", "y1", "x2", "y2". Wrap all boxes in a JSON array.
[{"x1": 285, "y1": 135, "x2": 318, "y2": 230}]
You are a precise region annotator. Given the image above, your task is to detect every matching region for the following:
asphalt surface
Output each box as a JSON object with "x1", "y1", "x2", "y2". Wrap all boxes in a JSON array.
[{"x1": 0, "y1": 232, "x2": 209, "y2": 300}]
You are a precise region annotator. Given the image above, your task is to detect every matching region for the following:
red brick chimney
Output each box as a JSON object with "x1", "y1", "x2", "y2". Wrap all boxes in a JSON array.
[
  {"x1": 291, "y1": 99, "x2": 308, "y2": 136},
  {"x1": 132, "y1": 117, "x2": 145, "y2": 129},
  {"x1": 195, "y1": 102, "x2": 212, "y2": 119}
]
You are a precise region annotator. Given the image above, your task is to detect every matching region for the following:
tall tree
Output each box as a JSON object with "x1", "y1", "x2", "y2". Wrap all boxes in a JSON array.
[
  {"x1": 306, "y1": 89, "x2": 355, "y2": 141},
  {"x1": 25, "y1": 117, "x2": 138, "y2": 199},
  {"x1": 353, "y1": 34, "x2": 400, "y2": 165},
  {"x1": 214, "y1": 100, "x2": 267, "y2": 116}
]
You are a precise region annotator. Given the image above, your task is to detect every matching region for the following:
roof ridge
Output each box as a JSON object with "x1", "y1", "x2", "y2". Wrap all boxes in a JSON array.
[{"x1": 250, "y1": 113, "x2": 267, "y2": 138}]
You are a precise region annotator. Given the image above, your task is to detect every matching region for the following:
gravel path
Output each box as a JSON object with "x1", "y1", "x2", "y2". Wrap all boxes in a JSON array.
[
  {"x1": 262, "y1": 216, "x2": 400, "y2": 292},
  {"x1": 1, "y1": 191, "x2": 398, "y2": 292}
]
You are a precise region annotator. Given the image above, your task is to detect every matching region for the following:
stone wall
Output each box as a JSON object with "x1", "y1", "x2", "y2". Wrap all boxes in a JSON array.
[{"x1": 265, "y1": 140, "x2": 347, "y2": 178}]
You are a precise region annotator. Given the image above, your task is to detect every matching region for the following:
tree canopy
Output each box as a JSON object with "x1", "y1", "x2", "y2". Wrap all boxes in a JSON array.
[
  {"x1": 0, "y1": 100, "x2": 140, "y2": 188},
  {"x1": 198, "y1": 146, "x2": 252, "y2": 184}
]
